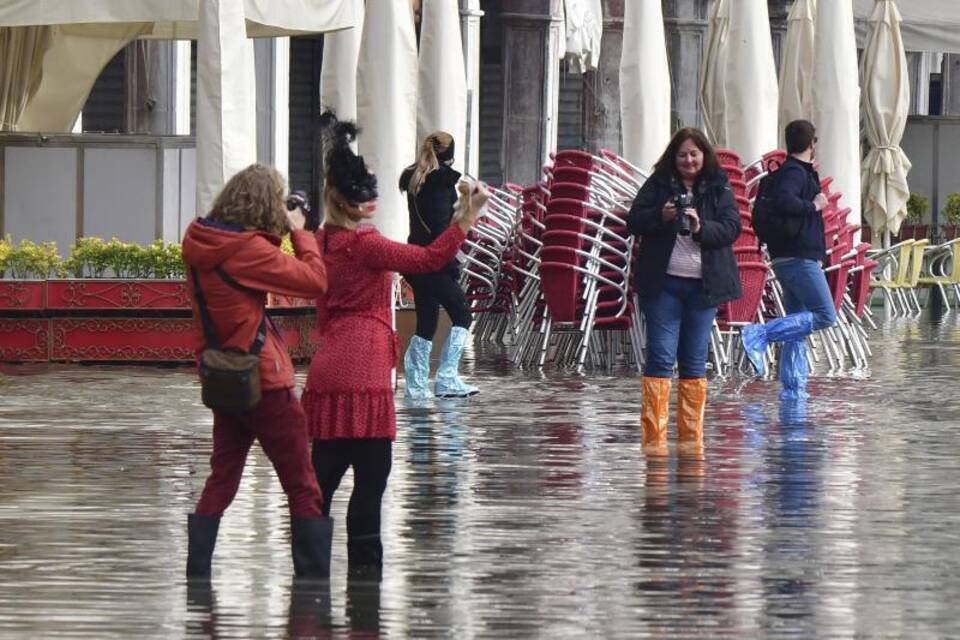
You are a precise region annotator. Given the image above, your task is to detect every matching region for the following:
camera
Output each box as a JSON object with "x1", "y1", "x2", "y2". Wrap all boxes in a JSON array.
[
  {"x1": 672, "y1": 192, "x2": 694, "y2": 236},
  {"x1": 286, "y1": 189, "x2": 319, "y2": 230}
]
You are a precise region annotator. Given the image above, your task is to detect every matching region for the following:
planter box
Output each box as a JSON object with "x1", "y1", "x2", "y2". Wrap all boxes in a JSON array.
[
  {"x1": 0, "y1": 281, "x2": 45, "y2": 311},
  {"x1": 46, "y1": 279, "x2": 190, "y2": 311},
  {"x1": 50, "y1": 317, "x2": 196, "y2": 362},
  {"x1": 0, "y1": 318, "x2": 50, "y2": 361}
]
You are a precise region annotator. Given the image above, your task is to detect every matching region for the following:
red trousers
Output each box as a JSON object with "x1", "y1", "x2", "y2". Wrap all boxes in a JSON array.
[{"x1": 194, "y1": 388, "x2": 323, "y2": 518}]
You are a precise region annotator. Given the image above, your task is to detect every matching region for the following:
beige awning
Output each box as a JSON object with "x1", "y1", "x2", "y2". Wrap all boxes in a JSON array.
[
  {"x1": 861, "y1": 0, "x2": 912, "y2": 236},
  {"x1": 854, "y1": 0, "x2": 960, "y2": 53},
  {"x1": 0, "y1": 26, "x2": 51, "y2": 131},
  {"x1": 0, "y1": 0, "x2": 358, "y2": 38}
]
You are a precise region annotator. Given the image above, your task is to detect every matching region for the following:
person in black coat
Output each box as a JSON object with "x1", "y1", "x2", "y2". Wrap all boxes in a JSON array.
[
  {"x1": 399, "y1": 132, "x2": 479, "y2": 400},
  {"x1": 627, "y1": 127, "x2": 741, "y2": 456}
]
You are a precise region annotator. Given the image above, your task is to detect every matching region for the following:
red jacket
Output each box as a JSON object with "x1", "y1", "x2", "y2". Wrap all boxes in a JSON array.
[{"x1": 181, "y1": 218, "x2": 328, "y2": 391}]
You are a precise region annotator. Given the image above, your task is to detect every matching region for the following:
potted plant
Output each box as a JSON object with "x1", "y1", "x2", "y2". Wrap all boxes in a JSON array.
[
  {"x1": 942, "y1": 193, "x2": 960, "y2": 240},
  {"x1": 902, "y1": 193, "x2": 929, "y2": 240}
]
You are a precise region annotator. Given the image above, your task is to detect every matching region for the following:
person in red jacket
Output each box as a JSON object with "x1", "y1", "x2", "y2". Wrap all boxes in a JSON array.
[
  {"x1": 181, "y1": 163, "x2": 332, "y2": 579},
  {"x1": 301, "y1": 112, "x2": 489, "y2": 578}
]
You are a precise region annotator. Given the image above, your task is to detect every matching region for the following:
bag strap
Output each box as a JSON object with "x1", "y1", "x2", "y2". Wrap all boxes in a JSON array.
[{"x1": 190, "y1": 266, "x2": 268, "y2": 355}]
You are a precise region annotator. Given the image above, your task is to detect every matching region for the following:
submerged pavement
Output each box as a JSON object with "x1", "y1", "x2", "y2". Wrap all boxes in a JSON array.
[{"x1": 1, "y1": 313, "x2": 959, "y2": 638}]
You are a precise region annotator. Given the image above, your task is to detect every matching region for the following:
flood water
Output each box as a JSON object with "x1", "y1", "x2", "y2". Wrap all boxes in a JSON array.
[{"x1": 1, "y1": 313, "x2": 960, "y2": 638}]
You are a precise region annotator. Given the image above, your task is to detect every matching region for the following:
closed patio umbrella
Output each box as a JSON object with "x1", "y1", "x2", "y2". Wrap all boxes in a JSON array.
[
  {"x1": 779, "y1": 0, "x2": 816, "y2": 136},
  {"x1": 619, "y1": 0, "x2": 670, "y2": 171},
  {"x1": 700, "y1": 0, "x2": 730, "y2": 147},
  {"x1": 861, "y1": 0, "x2": 911, "y2": 238},
  {"x1": 356, "y1": 0, "x2": 417, "y2": 242},
  {"x1": 320, "y1": 0, "x2": 363, "y2": 124},
  {"x1": 724, "y1": 0, "x2": 778, "y2": 165},
  {"x1": 417, "y1": 0, "x2": 467, "y2": 173},
  {"x1": 813, "y1": 0, "x2": 861, "y2": 227}
]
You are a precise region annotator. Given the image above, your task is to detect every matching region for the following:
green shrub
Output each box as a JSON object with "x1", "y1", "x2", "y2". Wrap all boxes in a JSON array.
[
  {"x1": 943, "y1": 193, "x2": 960, "y2": 227},
  {"x1": 906, "y1": 193, "x2": 929, "y2": 224},
  {"x1": 1, "y1": 237, "x2": 63, "y2": 279}
]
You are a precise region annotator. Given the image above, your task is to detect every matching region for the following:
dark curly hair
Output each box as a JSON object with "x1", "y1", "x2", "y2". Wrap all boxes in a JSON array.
[{"x1": 319, "y1": 109, "x2": 378, "y2": 204}]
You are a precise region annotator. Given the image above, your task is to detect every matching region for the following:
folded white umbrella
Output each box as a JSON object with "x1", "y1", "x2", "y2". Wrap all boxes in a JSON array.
[
  {"x1": 861, "y1": 0, "x2": 911, "y2": 237},
  {"x1": 700, "y1": 0, "x2": 730, "y2": 147},
  {"x1": 356, "y1": 0, "x2": 417, "y2": 242},
  {"x1": 813, "y1": 0, "x2": 861, "y2": 227},
  {"x1": 779, "y1": 0, "x2": 816, "y2": 137},
  {"x1": 619, "y1": 0, "x2": 670, "y2": 171},
  {"x1": 417, "y1": 0, "x2": 467, "y2": 173},
  {"x1": 319, "y1": 0, "x2": 363, "y2": 124},
  {"x1": 724, "y1": 0, "x2": 778, "y2": 165}
]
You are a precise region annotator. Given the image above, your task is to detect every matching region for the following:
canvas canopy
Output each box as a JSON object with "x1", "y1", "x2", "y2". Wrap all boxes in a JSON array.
[{"x1": 854, "y1": 0, "x2": 960, "y2": 53}]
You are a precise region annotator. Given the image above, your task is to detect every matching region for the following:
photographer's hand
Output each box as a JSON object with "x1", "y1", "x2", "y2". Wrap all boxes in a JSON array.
[
  {"x1": 662, "y1": 201, "x2": 678, "y2": 223},
  {"x1": 685, "y1": 208, "x2": 701, "y2": 234}
]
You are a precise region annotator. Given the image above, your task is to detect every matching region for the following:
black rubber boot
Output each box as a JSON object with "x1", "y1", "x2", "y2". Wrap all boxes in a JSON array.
[
  {"x1": 347, "y1": 533, "x2": 383, "y2": 580},
  {"x1": 291, "y1": 517, "x2": 334, "y2": 578},
  {"x1": 186, "y1": 514, "x2": 221, "y2": 578}
]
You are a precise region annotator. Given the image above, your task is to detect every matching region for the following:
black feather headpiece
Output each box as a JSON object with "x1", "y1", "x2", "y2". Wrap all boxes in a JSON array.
[{"x1": 318, "y1": 109, "x2": 379, "y2": 204}]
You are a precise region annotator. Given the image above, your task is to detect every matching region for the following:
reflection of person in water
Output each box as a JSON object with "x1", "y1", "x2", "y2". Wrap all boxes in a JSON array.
[{"x1": 635, "y1": 454, "x2": 738, "y2": 633}]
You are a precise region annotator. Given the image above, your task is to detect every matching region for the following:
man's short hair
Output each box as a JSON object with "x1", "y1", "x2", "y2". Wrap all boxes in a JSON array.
[{"x1": 785, "y1": 120, "x2": 816, "y2": 154}]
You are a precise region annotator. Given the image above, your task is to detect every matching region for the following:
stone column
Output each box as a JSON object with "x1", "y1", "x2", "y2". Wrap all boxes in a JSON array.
[
  {"x1": 662, "y1": 0, "x2": 709, "y2": 130},
  {"x1": 125, "y1": 40, "x2": 191, "y2": 135},
  {"x1": 943, "y1": 54, "x2": 960, "y2": 116},
  {"x1": 583, "y1": 0, "x2": 624, "y2": 155},
  {"x1": 500, "y1": 0, "x2": 564, "y2": 185},
  {"x1": 254, "y1": 37, "x2": 291, "y2": 180},
  {"x1": 460, "y1": 0, "x2": 484, "y2": 179}
]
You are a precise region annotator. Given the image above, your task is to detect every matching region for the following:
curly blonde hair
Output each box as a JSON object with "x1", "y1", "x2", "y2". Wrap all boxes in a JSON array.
[{"x1": 208, "y1": 164, "x2": 289, "y2": 236}]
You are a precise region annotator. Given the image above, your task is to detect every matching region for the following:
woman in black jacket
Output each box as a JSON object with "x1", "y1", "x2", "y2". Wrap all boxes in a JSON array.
[
  {"x1": 627, "y1": 127, "x2": 741, "y2": 455},
  {"x1": 399, "y1": 132, "x2": 479, "y2": 400}
]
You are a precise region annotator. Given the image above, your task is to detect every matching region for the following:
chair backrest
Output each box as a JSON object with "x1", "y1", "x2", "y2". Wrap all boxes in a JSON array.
[
  {"x1": 550, "y1": 166, "x2": 592, "y2": 188},
  {"x1": 853, "y1": 259, "x2": 880, "y2": 317},
  {"x1": 553, "y1": 149, "x2": 595, "y2": 170},
  {"x1": 893, "y1": 240, "x2": 915, "y2": 284},
  {"x1": 827, "y1": 260, "x2": 854, "y2": 312},
  {"x1": 539, "y1": 246, "x2": 583, "y2": 322},
  {"x1": 721, "y1": 262, "x2": 768, "y2": 324},
  {"x1": 908, "y1": 239, "x2": 931, "y2": 286},
  {"x1": 549, "y1": 182, "x2": 590, "y2": 203},
  {"x1": 716, "y1": 148, "x2": 742, "y2": 168},
  {"x1": 729, "y1": 179, "x2": 747, "y2": 199},
  {"x1": 733, "y1": 237, "x2": 761, "y2": 258}
]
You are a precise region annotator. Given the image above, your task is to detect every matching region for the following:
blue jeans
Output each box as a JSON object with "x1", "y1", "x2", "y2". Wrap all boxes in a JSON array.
[
  {"x1": 772, "y1": 258, "x2": 837, "y2": 329},
  {"x1": 642, "y1": 276, "x2": 717, "y2": 379}
]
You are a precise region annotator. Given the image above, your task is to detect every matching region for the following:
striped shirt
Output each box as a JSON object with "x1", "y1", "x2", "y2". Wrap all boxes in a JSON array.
[{"x1": 666, "y1": 234, "x2": 703, "y2": 279}]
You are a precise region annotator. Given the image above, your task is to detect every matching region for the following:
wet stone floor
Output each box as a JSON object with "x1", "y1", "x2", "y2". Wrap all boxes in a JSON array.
[{"x1": 1, "y1": 314, "x2": 960, "y2": 638}]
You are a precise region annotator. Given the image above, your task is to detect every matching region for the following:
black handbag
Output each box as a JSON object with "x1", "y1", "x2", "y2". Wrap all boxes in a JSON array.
[{"x1": 191, "y1": 267, "x2": 268, "y2": 412}]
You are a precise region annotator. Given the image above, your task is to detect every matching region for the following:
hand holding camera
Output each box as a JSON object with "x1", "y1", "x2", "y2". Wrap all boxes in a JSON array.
[
  {"x1": 454, "y1": 180, "x2": 491, "y2": 234},
  {"x1": 285, "y1": 190, "x2": 313, "y2": 231},
  {"x1": 670, "y1": 192, "x2": 700, "y2": 236}
]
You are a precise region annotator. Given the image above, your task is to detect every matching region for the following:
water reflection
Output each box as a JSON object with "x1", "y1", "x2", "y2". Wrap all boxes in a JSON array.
[{"x1": 2, "y1": 315, "x2": 960, "y2": 637}]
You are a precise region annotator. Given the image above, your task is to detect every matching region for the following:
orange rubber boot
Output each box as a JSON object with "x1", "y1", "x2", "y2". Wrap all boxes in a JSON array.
[{"x1": 641, "y1": 376, "x2": 671, "y2": 455}]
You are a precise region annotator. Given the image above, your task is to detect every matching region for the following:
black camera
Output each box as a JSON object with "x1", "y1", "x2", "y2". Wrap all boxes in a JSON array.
[
  {"x1": 286, "y1": 190, "x2": 319, "y2": 231},
  {"x1": 672, "y1": 192, "x2": 694, "y2": 236}
]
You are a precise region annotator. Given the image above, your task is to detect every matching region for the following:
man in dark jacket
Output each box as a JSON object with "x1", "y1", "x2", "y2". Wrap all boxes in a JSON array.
[{"x1": 741, "y1": 120, "x2": 837, "y2": 400}]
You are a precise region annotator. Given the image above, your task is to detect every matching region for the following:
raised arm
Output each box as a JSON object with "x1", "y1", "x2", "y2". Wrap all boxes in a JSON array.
[
  {"x1": 352, "y1": 225, "x2": 466, "y2": 275},
  {"x1": 229, "y1": 230, "x2": 328, "y2": 298}
]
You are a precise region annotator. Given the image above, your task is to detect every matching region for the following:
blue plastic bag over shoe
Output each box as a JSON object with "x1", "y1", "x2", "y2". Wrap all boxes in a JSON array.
[{"x1": 779, "y1": 340, "x2": 809, "y2": 401}]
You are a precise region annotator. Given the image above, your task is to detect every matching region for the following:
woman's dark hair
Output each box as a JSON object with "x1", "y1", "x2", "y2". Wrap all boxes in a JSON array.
[
  {"x1": 318, "y1": 109, "x2": 378, "y2": 204},
  {"x1": 785, "y1": 119, "x2": 816, "y2": 155},
  {"x1": 652, "y1": 127, "x2": 720, "y2": 182}
]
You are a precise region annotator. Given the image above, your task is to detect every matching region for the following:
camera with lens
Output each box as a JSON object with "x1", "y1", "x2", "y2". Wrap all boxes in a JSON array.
[
  {"x1": 672, "y1": 192, "x2": 694, "y2": 236},
  {"x1": 286, "y1": 189, "x2": 319, "y2": 230}
]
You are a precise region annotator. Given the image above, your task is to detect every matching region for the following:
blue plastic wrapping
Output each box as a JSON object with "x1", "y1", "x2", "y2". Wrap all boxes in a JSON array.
[{"x1": 779, "y1": 340, "x2": 810, "y2": 401}]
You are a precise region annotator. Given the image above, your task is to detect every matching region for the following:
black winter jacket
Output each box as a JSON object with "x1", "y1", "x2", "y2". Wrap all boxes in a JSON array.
[
  {"x1": 627, "y1": 170, "x2": 742, "y2": 307},
  {"x1": 766, "y1": 156, "x2": 825, "y2": 262},
  {"x1": 399, "y1": 165, "x2": 461, "y2": 246}
]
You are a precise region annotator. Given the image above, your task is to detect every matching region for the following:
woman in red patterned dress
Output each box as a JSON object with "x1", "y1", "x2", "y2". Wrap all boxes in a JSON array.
[{"x1": 301, "y1": 112, "x2": 489, "y2": 577}]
